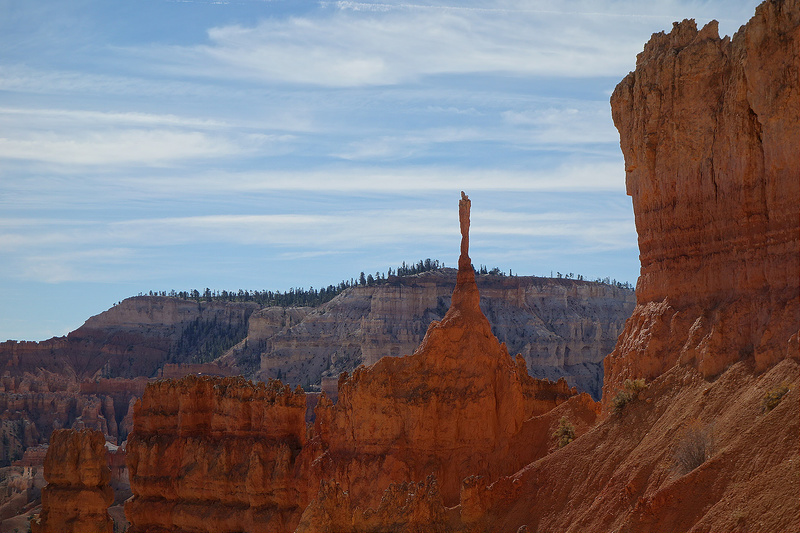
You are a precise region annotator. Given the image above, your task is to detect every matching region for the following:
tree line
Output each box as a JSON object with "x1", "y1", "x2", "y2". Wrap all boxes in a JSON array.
[{"x1": 135, "y1": 258, "x2": 632, "y2": 309}]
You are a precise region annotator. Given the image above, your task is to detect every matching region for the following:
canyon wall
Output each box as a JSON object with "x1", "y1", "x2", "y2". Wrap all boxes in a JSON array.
[
  {"x1": 231, "y1": 273, "x2": 633, "y2": 399},
  {"x1": 0, "y1": 298, "x2": 257, "y2": 381},
  {"x1": 605, "y1": 0, "x2": 799, "y2": 400},
  {"x1": 31, "y1": 428, "x2": 113, "y2": 533}
]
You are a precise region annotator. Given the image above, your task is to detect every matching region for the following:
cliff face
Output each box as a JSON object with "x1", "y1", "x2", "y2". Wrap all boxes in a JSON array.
[
  {"x1": 0, "y1": 298, "x2": 257, "y2": 381},
  {"x1": 605, "y1": 0, "x2": 799, "y2": 400},
  {"x1": 462, "y1": 2, "x2": 799, "y2": 531},
  {"x1": 31, "y1": 428, "x2": 113, "y2": 533},
  {"x1": 231, "y1": 274, "x2": 632, "y2": 399},
  {"x1": 124, "y1": 376, "x2": 315, "y2": 533}
]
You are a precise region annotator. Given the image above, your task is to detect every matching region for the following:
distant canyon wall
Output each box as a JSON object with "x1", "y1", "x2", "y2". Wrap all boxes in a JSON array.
[
  {"x1": 0, "y1": 298, "x2": 257, "y2": 380},
  {"x1": 231, "y1": 271, "x2": 634, "y2": 399}
]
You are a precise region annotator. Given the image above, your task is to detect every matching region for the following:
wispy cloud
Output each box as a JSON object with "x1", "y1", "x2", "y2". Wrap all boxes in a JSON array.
[
  {"x1": 131, "y1": 0, "x2": 757, "y2": 88},
  {"x1": 135, "y1": 1, "x2": 650, "y2": 86},
  {"x1": 0, "y1": 107, "x2": 296, "y2": 166},
  {"x1": 1, "y1": 202, "x2": 635, "y2": 283}
]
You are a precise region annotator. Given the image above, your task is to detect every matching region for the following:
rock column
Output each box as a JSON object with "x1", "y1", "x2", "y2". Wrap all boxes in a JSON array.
[{"x1": 32, "y1": 428, "x2": 113, "y2": 533}]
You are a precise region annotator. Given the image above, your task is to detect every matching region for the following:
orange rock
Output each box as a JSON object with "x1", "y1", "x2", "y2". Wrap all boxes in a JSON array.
[
  {"x1": 31, "y1": 428, "x2": 113, "y2": 533},
  {"x1": 309, "y1": 192, "x2": 587, "y2": 517},
  {"x1": 605, "y1": 0, "x2": 799, "y2": 405},
  {"x1": 458, "y1": 2, "x2": 799, "y2": 532},
  {"x1": 124, "y1": 375, "x2": 316, "y2": 533},
  {"x1": 297, "y1": 475, "x2": 454, "y2": 533}
]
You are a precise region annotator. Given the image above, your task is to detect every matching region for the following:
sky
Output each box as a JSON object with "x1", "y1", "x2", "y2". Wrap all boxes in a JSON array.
[{"x1": 0, "y1": 0, "x2": 762, "y2": 341}]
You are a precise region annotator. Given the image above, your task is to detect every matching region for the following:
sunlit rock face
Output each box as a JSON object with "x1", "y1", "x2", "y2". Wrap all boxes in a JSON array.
[
  {"x1": 124, "y1": 375, "x2": 317, "y2": 533},
  {"x1": 303, "y1": 192, "x2": 595, "y2": 524},
  {"x1": 31, "y1": 428, "x2": 114, "y2": 533},
  {"x1": 448, "y1": 4, "x2": 799, "y2": 533},
  {"x1": 605, "y1": 0, "x2": 799, "y2": 403}
]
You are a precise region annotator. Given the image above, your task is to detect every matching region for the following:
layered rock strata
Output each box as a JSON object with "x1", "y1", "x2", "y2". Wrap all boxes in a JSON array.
[
  {"x1": 461, "y1": 2, "x2": 799, "y2": 531},
  {"x1": 0, "y1": 298, "x2": 257, "y2": 380},
  {"x1": 124, "y1": 376, "x2": 314, "y2": 533},
  {"x1": 605, "y1": 0, "x2": 799, "y2": 400},
  {"x1": 31, "y1": 428, "x2": 113, "y2": 533},
  {"x1": 305, "y1": 193, "x2": 591, "y2": 517},
  {"x1": 234, "y1": 273, "x2": 632, "y2": 399}
]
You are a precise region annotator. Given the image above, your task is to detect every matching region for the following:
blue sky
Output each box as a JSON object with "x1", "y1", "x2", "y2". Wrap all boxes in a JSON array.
[{"x1": 0, "y1": 0, "x2": 761, "y2": 341}]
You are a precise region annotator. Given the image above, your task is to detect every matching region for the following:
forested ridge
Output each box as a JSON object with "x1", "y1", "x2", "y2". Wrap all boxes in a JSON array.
[{"x1": 136, "y1": 258, "x2": 633, "y2": 309}]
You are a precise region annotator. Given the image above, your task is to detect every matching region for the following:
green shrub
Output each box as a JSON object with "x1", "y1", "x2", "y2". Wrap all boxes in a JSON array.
[
  {"x1": 611, "y1": 378, "x2": 648, "y2": 414},
  {"x1": 761, "y1": 384, "x2": 789, "y2": 412},
  {"x1": 553, "y1": 417, "x2": 576, "y2": 448}
]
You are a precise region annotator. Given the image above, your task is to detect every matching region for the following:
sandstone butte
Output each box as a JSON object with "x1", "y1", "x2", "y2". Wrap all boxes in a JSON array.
[
  {"x1": 124, "y1": 192, "x2": 597, "y2": 532},
  {"x1": 57, "y1": 0, "x2": 800, "y2": 531},
  {"x1": 31, "y1": 428, "x2": 113, "y2": 533}
]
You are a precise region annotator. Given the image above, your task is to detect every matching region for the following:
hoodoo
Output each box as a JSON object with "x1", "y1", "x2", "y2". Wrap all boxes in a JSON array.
[
  {"x1": 122, "y1": 193, "x2": 597, "y2": 533},
  {"x1": 31, "y1": 428, "x2": 114, "y2": 533},
  {"x1": 298, "y1": 193, "x2": 597, "y2": 531}
]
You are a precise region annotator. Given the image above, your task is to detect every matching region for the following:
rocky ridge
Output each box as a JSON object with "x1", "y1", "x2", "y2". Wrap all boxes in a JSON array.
[{"x1": 237, "y1": 272, "x2": 632, "y2": 399}]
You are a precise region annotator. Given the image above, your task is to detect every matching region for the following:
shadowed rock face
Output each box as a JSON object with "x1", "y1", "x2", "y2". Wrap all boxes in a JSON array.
[
  {"x1": 605, "y1": 0, "x2": 799, "y2": 402},
  {"x1": 31, "y1": 428, "x2": 113, "y2": 533}
]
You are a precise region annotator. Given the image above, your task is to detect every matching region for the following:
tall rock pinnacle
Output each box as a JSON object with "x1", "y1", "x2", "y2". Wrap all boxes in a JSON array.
[
  {"x1": 458, "y1": 191, "x2": 471, "y2": 266},
  {"x1": 450, "y1": 191, "x2": 481, "y2": 313}
]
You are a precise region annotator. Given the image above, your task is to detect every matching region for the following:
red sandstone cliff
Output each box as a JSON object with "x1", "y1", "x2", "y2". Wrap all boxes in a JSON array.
[
  {"x1": 125, "y1": 376, "x2": 316, "y2": 533},
  {"x1": 457, "y1": 2, "x2": 799, "y2": 531},
  {"x1": 605, "y1": 0, "x2": 799, "y2": 401},
  {"x1": 31, "y1": 428, "x2": 113, "y2": 533}
]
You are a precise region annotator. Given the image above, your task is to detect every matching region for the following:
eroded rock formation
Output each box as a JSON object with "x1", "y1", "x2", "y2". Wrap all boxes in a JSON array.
[
  {"x1": 123, "y1": 194, "x2": 598, "y2": 533},
  {"x1": 302, "y1": 192, "x2": 593, "y2": 524},
  {"x1": 460, "y1": 2, "x2": 799, "y2": 531},
  {"x1": 605, "y1": 0, "x2": 799, "y2": 401},
  {"x1": 31, "y1": 428, "x2": 113, "y2": 533},
  {"x1": 125, "y1": 376, "x2": 315, "y2": 533}
]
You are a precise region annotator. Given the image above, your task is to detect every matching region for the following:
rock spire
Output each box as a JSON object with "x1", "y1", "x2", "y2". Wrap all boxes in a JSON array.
[
  {"x1": 450, "y1": 191, "x2": 482, "y2": 316},
  {"x1": 31, "y1": 428, "x2": 114, "y2": 533}
]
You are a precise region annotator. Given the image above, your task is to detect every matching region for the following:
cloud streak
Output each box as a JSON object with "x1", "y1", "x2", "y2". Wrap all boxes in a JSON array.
[
  {"x1": 138, "y1": 1, "x2": 649, "y2": 86},
  {"x1": 132, "y1": 0, "x2": 758, "y2": 88},
  {"x1": 1, "y1": 203, "x2": 635, "y2": 284}
]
